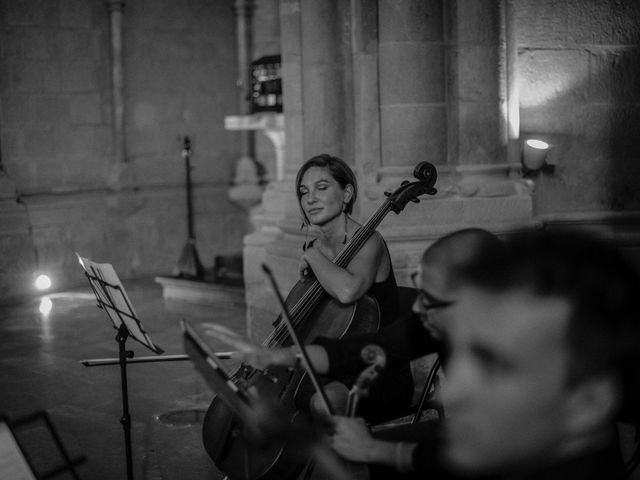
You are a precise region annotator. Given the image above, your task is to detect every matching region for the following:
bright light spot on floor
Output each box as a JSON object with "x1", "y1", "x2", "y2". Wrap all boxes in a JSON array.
[
  {"x1": 35, "y1": 274, "x2": 52, "y2": 290},
  {"x1": 525, "y1": 139, "x2": 549, "y2": 150},
  {"x1": 39, "y1": 296, "x2": 53, "y2": 316}
]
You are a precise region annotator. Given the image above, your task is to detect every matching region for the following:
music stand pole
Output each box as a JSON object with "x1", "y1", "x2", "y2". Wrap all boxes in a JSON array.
[{"x1": 116, "y1": 323, "x2": 134, "y2": 480}]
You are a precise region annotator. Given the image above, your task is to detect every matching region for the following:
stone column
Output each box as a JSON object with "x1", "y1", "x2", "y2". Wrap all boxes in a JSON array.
[
  {"x1": 228, "y1": 0, "x2": 266, "y2": 209},
  {"x1": 235, "y1": 0, "x2": 256, "y2": 160},
  {"x1": 106, "y1": 0, "x2": 132, "y2": 190},
  {"x1": 379, "y1": 0, "x2": 447, "y2": 172},
  {"x1": 350, "y1": 0, "x2": 382, "y2": 188},
  {"x1": 300, "y1": 0, "x2": 353, "y2": 161},
  {"x1": 445, "y1": 0, "x2": 529, "y2": 198},
  {"x1": 504, "y1": 0, "x2": 520, "y2": 164},
  {"x1": 451, "y1": 0, "x2": 504, "y2": 166}
]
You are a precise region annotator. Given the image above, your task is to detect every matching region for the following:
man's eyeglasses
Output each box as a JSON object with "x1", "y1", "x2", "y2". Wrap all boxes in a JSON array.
[{"x1": 410, "y1": 272, "x2": 454, "y2": 312}]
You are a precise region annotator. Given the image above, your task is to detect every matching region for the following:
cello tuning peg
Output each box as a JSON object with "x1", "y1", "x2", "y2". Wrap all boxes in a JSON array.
[
  {"x1": 401, "y1": 180, "x2": 410, "y2": 186},
  {"x1": 384, "y1": 191, "x2": 391, "y2": 197},
  {"x1": 411, "y1": 198, "x2": 420, "y2": 203}
]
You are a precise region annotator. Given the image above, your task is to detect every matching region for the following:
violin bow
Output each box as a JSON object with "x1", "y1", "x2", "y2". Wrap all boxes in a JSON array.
[{"x1": 261, "y1": 263, "x2": 335, "y2": 416}]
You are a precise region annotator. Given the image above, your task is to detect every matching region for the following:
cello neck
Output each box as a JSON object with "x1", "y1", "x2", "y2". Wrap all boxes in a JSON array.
[{"x1": 334, "y1": 200, "x2": 393, "y2": 269}]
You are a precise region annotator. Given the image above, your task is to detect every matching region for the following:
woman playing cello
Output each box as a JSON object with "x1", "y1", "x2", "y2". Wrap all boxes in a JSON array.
[
  {"x1": 252, "y1": 153, "x2": 414, "y2": 422},
  {"x1": 201, "y1": 155, "x2": 440, "y2": 480}
]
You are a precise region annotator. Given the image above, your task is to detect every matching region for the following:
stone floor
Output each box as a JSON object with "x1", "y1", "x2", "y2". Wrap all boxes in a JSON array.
[{"x1": 0, "y1": 277, "x2": 243, "y2": 480}]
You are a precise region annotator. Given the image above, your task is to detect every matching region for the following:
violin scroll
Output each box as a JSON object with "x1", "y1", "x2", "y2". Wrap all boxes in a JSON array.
[
  {"x1": 360, "y1": 344, "x2": 386, "y2": 370},
  {"x1": 346, "y1": 345, "x2": 387, "y2": 418}
]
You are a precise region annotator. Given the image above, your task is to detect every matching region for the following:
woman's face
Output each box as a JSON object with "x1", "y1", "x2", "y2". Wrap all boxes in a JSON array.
[{"x1": 298, "y1": 166, "x2": 352, "y2": 226}]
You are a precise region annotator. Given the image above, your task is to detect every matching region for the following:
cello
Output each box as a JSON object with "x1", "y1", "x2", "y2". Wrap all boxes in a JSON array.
[{"x1": 202, "y1": 162, "x2": 437, "y2": 479}]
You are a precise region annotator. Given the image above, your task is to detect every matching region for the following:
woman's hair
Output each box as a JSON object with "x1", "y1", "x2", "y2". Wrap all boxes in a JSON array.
[{"x1": 295, "y1": 154, "x2": 358, "y2": 224}]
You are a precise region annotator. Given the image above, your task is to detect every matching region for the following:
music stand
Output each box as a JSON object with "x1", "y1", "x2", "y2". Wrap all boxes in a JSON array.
[
  {"x1": 0, "y1": 411, "x2": 86, "y2": 480},
  {"x1": 76, "y1": 254, "x2": 179, "y2": 480}
]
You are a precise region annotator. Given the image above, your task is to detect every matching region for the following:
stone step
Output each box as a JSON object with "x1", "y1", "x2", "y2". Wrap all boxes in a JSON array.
[{"x1": 155, "y1": 276, "x2": 245, "y2": 308}]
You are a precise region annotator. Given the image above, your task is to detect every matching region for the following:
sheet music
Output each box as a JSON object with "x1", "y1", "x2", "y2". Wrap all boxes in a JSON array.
[
  {"x1": 0, "y1": 421, "x2": 37, "y2": 480},
  {"x1": 76, "y1": 253, "x2": 163, "y2": 354}
]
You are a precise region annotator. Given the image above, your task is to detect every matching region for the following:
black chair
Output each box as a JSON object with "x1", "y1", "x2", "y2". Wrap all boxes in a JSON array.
[{"x1": 622, "y1": 419, "x2": 640, "y2": 478}]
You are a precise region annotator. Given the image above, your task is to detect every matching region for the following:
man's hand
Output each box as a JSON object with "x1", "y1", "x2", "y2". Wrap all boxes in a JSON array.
[
  {"x1": 330, "y1": 416, "x2": 417, "y2": 470},
  {"x1": 330, "y1": 416, "x2": 378, "y2": 462},
  {"x1": 202, "y1": 323, "x2": 296, "y2": 369}
]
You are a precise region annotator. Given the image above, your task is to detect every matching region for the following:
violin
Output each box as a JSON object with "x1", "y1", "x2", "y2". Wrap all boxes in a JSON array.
[
  {"x1": 305, "y1": 345, "x2": 387, "y2": 480},
  {"x1": 201, "y1": 162, "x2": 437, "y2": 480}
]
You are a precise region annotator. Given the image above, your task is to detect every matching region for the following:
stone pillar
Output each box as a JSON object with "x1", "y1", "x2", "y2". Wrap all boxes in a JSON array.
[
  {"x1": 379, "y1": 0, "x2": 447, "y2": 171},
  {"x1": 451, "y1": 0, "x2": 504, "y2": 166},
  {"x1": 504, "y1": 0, "x2": 520, "y2": 164},
  {"x1": 350, "y1": 0, "x2": 381, "y2": 188},
  {"x1": 444, "y1": 0, "x2": 529, "y2": 199},
  {"x1": 106, "y1": 0, "x2": 132, "y2": 190},
  {"x1": 300, "y1": 0, "x2": 353, "y2": 161},
  {"x1": 235, "y1": 0, "x2": 256, "y2": 159},
  {"x1": 228, "y1": 0, "x2": 266, "y2": 209}
]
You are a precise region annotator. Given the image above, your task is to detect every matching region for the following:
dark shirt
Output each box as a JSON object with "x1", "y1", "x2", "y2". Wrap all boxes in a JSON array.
[
  {"x1": 430, "y1": 442, "x2": 625, "y2": 480},
  {"x1": 314, "y1": 311, "x2": 442, "y2": 423},
  {"x1": 315, "y1": 312, "x2": 442, "y2": 378},
  {"x1": 373, "y1": 420, "x2": 625, "y2": 480}
]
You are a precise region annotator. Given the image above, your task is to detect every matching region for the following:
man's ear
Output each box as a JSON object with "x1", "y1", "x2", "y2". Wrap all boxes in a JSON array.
[{"x1": 565, "y1": 375, "x2": 621, "y2": 436}]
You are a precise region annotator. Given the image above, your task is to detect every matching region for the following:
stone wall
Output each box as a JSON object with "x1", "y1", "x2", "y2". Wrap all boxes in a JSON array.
[
  {"x1": 0, "y1": 0, "x2": 247, "y2": 302},
  {"x1": 515, "y1": 0, "x2": 640, "y2": 216}
]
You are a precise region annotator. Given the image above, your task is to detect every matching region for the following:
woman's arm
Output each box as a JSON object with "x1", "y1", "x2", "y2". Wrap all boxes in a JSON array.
[{"x1": 302, "y1": 232, "x2": 388, "y2": 304}]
